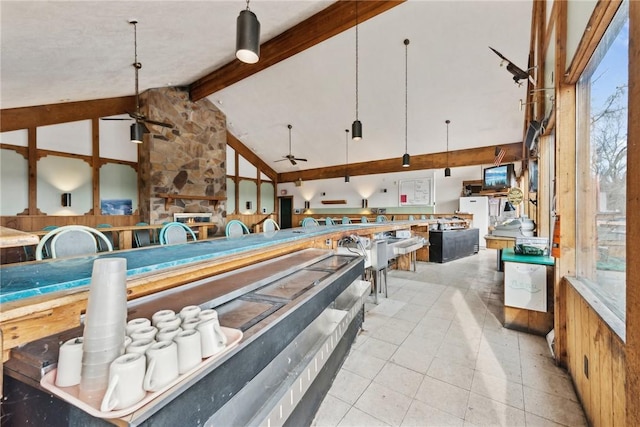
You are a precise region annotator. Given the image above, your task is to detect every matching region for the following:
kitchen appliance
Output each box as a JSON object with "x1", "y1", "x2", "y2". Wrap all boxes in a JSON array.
[{"x1": 459, "y1": 196, "x2": 489, "y2": 247}]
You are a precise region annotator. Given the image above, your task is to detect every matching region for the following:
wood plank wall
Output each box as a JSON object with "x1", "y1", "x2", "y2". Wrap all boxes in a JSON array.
[{"x1": 565, "y1": 280, "x2": 626, "y2": 426}]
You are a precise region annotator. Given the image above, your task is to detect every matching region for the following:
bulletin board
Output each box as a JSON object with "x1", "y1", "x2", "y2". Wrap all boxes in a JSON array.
[{"x1": 398, "y1": 177, "x2": 435, "y2": 206}]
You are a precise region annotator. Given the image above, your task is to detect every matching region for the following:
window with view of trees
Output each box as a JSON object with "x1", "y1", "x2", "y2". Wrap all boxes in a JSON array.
[{"x1": 576, "y1": 1, "x2": 628, "y2": 321}]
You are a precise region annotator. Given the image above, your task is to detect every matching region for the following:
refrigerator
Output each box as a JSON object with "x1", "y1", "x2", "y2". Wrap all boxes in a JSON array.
[{"x1": 459, "y1": 196, "x2": 489, "y2": 248}]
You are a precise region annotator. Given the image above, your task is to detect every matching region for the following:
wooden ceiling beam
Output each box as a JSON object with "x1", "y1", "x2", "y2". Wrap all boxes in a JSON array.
[
  {"x1": 227, "y1": 131, "x2": 278, "y2": 182},
  {"x1": 0, "y1": 96, "x2": 136, "y2": 132},
  {"x1": 277, "y1": 142, "x2": 522, "y2": 183},
  {"x1": 190, "y1": 1, "x2": 405, "y2": 101}
]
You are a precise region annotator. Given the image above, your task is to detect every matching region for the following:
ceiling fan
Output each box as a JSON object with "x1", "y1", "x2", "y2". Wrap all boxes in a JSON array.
[
  {"x1": 101, "y1": 20, "x2": 173, "y2": 137},
  {"x1": 275, "y1": 124, "x2": 307, "y2": 166}
]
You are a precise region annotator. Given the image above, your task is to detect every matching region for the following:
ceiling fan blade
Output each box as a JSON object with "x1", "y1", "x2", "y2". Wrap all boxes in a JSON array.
[
  {"x1": 290, "y1": 158, "x2": 297, "y2": 166},
  {"x1": 274, "y1": 158, "x2": 288, "y2": 162},
  {"x1": 100, "y1": 117, "x2": 132, "y2": 121},
  {"x1": 294, "y1": 158, "x2": 307, "y2": 162},
  {"x1": 142, "y1": 118, "x2": 174, "y2": 128}
]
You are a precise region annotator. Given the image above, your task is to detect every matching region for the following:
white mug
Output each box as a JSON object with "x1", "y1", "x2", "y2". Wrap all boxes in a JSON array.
[
  {"x1": 151, "y1": 310, "x2": 176, "y2": 327},
  {"x1": 198, "y1": 309, "x2": 218, "y2": 322},
  {"x1": 130, "y1": 326, "x2": 158, "y2": 342},
  {"x1": 174, "y1": 329, "x2": 202, "y2": 374},
  {"x1": 156, "y1": 316, "x2": 182, "y2": 331},
  {"x1": 56, "y1": 337, "x2": 84, "y2": 387},
  {"x1": 100, "y1": 352, "x2": 146, "y2": 412},
  {"x1": 126, "y1": 338, "x2": 155, "y2": 355},
  {"x1": 179, "y1": 305, "x2": 201, "y2": 322},
  {"x1": 156, "y1": 326, "x2": 182, "y2": 342},
  {"x1": 197, "y1": 319, "x2": 227, "y2": 358},
  {"x1": 181, "y1": 318, "x2": 201, "y2": 331},
  {"x1": 126, "y1": 318, "x2": 151, "y2": 336},
  {"x1": 144, "y1": 341, "x2": 179, "y2": 392}
]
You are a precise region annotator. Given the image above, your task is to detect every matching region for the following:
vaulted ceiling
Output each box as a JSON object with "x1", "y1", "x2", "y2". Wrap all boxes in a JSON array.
[{"x1": 1, "y1": 0, "x2": 532, "y2": 174}]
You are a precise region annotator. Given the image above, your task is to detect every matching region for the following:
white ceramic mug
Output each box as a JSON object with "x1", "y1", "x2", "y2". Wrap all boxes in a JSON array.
[
  {"x1": 181, "y1": 318, "x2": 201, "y2": 331},
  {"x1": 198, "y1": 309, "x2": 218, "y2": 322},
  {"x1": 156, "y1": 316, "x2": 182, "y2": 331},
  {"x1": 100, "y1": 352, "x2": 146, "y2": 412},
  {"x1": 130, "y1": 326, "x2": 158, "y2": 342},
  {"x1": 197, "y1": 319, "x2": 227, "y2": 358},
  {"x1": 144, "y1": 341, "x2": 179, "y2": 392},
  {"x1": 179, "y1": 305, "x2": 201, "y2": 322},
  {"x1": 156, "y1": 326, "x2": 182, "y2": 342},
  {"x1": 126, "y1": 318, "x2": 151, "y2": 336},
  {"x1": 151, "y1": 310, "x2": 176, "y2": 327},
  {"x1": 56, "y1": 337, "x2": 84, "y2": 387},
  {"x1": 174, "y1": 329, "x2": 202, "y2": 374},
  {"x1": 126, "y1": 338, "x2": 155, "y2": 355}
]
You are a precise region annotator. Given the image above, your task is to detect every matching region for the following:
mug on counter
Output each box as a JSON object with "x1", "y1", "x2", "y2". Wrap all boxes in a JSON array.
[
  {"x1": 174, "y1": 329, "x2": 202, "y2": 374},
  {"x1": 126, "y1": 318, "x2": 151, "y2": 336},
  {"x1": 156, "y1": 326, "x2": 182, "y2": 342},
  {"x1": 130, "y1": 326, "x2": 158, "y2": 342},
  {"x1": 156, "y1": 316, "x2": 182, "y2": 331},
  {"x1": 197, "y1": 319, "x2": 227, "y2": 358},
  {"x1": 179, "y1": 305, "x2": 201, "y2": 322},
  {"x1": 55, "y1": 337, "x2": 84, "y2": 387},
  {"x1": 151, "y1": 310, "x2": 176, "y2": 327},
  {"x1": 100, "y1": 352, "x2": 147, "y2": 412},
  {"x1": 143, "y1": 341, "x2": 179, "y2": 392},
  {"x1": 126, "y1": 338, "x2": 155, "y2": 355}
]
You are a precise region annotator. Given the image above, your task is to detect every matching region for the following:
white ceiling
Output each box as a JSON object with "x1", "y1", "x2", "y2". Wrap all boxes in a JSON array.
[{"x1": 1, "y1": 0, "x2": 533, "y2": 173}]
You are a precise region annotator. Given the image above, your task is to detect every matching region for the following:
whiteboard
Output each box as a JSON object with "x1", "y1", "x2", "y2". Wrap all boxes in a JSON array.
[{"x1": 398, "y1": 177, "x2": 435, "y2": 206}]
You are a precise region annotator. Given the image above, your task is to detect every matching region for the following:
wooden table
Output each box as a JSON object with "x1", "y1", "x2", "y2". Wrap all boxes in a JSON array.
[
  {"x1": 0, "y1": 226, "x2": 40, "y2": 248},
  {"x1": 484, "y1": 235, "x2": 516, "y2": 271}
]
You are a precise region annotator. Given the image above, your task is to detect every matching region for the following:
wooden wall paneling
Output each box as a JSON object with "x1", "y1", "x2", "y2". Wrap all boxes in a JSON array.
[
  {"x1": 588, "y1": 307, "x2": 602, "y2": 426},
  {"x1": 599, "y1": 323, "x2": 613, "y2": 426},
  {"x1": 613, "y1": 334, "x2": 626, "y2": 426},
  {"x1": 579, "y1": 297, "x2": 592, "y2": 421},
  {"x1": 627, "y1": 2, "x2": 640, "y2": 426},
  {"x1": 0, "y1": 96, "x2": 135, "y2": 132},
  {"x1": 27, "y1": 128, "x2": 38, "y2": 215},
  {"x1": 190, "y1": 1, "x2": 405, "y2": 101}
]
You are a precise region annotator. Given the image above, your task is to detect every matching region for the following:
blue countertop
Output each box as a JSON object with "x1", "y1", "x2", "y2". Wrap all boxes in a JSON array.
[
  {"x1": 0, "y1": 224, "x2": 394, "y2": 304},
  {"x1": 501, "y1": 247, "x2": 555, "y2": 266}
]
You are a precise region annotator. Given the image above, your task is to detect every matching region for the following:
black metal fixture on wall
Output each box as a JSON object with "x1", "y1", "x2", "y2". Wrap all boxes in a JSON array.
[
  {"x1": 61, "y1": 193, "x2": 71, "y2": 207},
  {"x1": 236, "y1": 0, "x2": 260, "y2": 64}
]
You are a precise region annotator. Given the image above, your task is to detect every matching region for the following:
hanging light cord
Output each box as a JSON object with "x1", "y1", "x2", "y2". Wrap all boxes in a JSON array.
[
  {"x1": 345, "y1": 129, "x2": 349, "y2": 171},
  {"x1": 404, "y1": 39, "x2": 409, "y2": 154},
  {"x1": 132, "y1": 21, "x2": 141, "y2": 115},
  {"x1": 245, "y1": 0, "x2": 250, "y2": 11},
  {"x1": 355, "y1": 1, "x2": 359, "y2": 121},
  {"x1": 446, "y1": 119, "x2": 450, "y2": 165}
]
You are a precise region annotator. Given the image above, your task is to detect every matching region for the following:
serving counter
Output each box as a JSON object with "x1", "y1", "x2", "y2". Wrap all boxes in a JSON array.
[{"x1": 0, "y1": 221, "x2": 431, "y2": 426}]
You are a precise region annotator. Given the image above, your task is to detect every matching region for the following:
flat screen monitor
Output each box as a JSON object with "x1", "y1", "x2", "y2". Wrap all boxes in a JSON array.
[{"x1": 483, "y1": 164, "x2": 514, "y2": 191}]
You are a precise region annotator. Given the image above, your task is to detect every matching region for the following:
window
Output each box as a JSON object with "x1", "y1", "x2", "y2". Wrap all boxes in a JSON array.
[{"x1": 576, "y1": 1, "x2": 628, "y2": 321}]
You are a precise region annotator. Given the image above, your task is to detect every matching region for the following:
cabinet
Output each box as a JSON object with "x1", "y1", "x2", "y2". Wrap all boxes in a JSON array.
[{"x1": 428, "y1": 229, "x2": 479, "y2": 263}]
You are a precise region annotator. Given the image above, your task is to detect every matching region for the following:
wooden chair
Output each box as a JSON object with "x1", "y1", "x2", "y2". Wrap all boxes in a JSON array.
[
  {"x1": 225, "y1": 220, "x2": 251, "y2": 238},
  {"x1": 35, "y1": 225, "x2": 113, "y2": 260},
  {"x1": 159, "y1": 222, "x2": 197, "y2": 245}
]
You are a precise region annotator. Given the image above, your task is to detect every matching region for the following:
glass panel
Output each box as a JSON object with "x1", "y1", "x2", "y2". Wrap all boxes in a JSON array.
[
  {"x1": 0, "y1": 149, "x2": 28, "y2": 215},
  {"x1": 99, "y1": 163, "x2": 138, "y2": 214},
  {"x1": 260, "y1": 181, "x2": 275, "y2": 213},
  {"x1": 239, "y1": 179, "x2": 257, "y2": 214},
  {"x1": 576, "y1": 1, "x2": 628, "y2": 320},
  {"x1": 37, "y1": 155, "x2": 92, "y2": 215},
  {"x1": 226, "y1": 178, "x2": 236, "y2": 214}
]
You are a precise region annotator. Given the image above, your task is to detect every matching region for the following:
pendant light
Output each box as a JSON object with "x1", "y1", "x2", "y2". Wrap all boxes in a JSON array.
[
  {"x1": 351, "y1": 1, "x2": 362, "y2": 140},
  {"x1": 444, "y1": 119, "x2": 451, "y2": 177},
  {"x1": 402, "y1": 39, "x2": 410, "y2": 168},
  {"x1": 236, "y1": 0, "x2": 260, "y2": 64},
  {"x1": 345, "y1": 129, "x2": 350, "y2": 182}
]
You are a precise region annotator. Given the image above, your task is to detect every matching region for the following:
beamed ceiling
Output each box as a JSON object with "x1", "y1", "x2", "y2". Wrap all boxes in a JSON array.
[{"x1": 0, "y1": 0, "x2": 533, "y2": 180}]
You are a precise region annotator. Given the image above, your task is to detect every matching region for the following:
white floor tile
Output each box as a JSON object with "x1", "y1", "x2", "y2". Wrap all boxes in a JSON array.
[
  {"x1": 354, "y1": 382, "x2": 413, "y2": 426},
  {"x1": 312, "y1": 394, "x2": 352, "y2": 427},
  {"x1": 401, "y1": 400, "x2": 464, "y2": 427},
  {"x1": 373, "y1": 361, "x2": 424, "y2": 398},
  {"x1": 464, "y1": 392, "x2": 526, "y2": 426},
  {"x1": 414, "y1": 377, "x2": 470, "y2": 419}
]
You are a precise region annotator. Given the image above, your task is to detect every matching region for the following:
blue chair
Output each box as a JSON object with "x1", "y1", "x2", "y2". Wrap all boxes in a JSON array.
[
  {"x1": 408, "y1": 215, "x2": 415, "y2": 221},
  {"x1": 342, "y1": 217, "x2": 352, "y2": 224},
  {"x1": 262, "y1": 218, "x2": 280, "y2": 232},
  {"x1": 35, "y1": 225, "x2": 113, "y2": 260},
  {"x1": 376, "y1": 215, "x2": 388, "y2": 223},
  {"x1": 159, "y1": 222, "x2": 197, "y2": 245},
  {"x1": 421, "y1": 215, "x2": 427, "y2": 220},
  {"x1": 361, "y1": 216, "x2": 368, "y2": 223},
  {"x1": 325, "y1": 217, "x2": 335, "y2": 226},
  {"x1": 96, "y1": 223, "x2": 116, "y2": 250},
  {"x1": 225, "y1": 219, "x2": 251, "y2": 237},
  {"x1": 302, "y1": 217, "x2": 320, "y2": 228}
]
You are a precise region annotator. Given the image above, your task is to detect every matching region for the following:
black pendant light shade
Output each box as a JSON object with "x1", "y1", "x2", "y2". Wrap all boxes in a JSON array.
[
  {"x1": 444, "y1": 167, "x2": 451, "y2": 177},
  {"x1": 130, "y1": 122, "x2": 146, "y2": 144},
  {"x1": 351, "y1": 120, "x2": 362, "y2": 140},
  {"x1": 402, "y1": 153, "x2": 410, "y2": 168},
  {"x1": 444, "y1": 119, "x2": 451, "y2": 177},
  {"x1": 236, "y1": 3, "x2": 260, "y2": 64}
]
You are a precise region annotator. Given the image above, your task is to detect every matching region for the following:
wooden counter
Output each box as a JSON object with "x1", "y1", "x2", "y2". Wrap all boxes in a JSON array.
[
  {"x1": 0, "y1": 226, "x2": 39, "y2": 248},
  {"x1": 484, "y1": 234, "x2": 516, "y2": 271}
]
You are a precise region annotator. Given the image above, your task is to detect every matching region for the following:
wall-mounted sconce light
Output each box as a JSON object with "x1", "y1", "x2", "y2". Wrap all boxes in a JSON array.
[
  {"x1": 362, "y1": 199, "x2": 368, "y2": 209},
  {"x1": 304, "y1": 201, "x2": 310, "y2": 210},
  {"x1": 61, "y1": 193, "x2": 72, "y2": 207},
  {"x1": 246, "y1": 201, "x2": 252, "y2": 210}
]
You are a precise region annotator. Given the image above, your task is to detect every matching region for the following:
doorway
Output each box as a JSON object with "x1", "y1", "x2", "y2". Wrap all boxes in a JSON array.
[{"x1": 279, "y1": 196, "x2": 293, "y2": 229}]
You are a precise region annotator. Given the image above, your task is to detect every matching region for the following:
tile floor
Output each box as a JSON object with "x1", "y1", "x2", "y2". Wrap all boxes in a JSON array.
[{"x1": 312, "y1": 249, "x2": 587, "y2": 427}]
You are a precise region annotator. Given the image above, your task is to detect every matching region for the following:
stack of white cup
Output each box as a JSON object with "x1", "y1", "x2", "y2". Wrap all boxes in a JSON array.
[{"x1": 79, "y1": 258, "x2": 128, "y2": 405}]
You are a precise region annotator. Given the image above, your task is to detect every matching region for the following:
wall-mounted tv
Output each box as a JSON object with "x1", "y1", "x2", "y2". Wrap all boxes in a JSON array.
[{"x1": 483, "y1": 164, "x2": 514, "y2": 191}]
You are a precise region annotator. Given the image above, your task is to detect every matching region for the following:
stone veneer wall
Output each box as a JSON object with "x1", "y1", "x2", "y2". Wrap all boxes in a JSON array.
[{"x1": 138, "y1": 87, "x2": 226, "y2": 235}]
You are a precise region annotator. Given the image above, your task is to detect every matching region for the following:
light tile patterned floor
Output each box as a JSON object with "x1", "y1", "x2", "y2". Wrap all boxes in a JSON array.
[{"x1": 312, "y1": 249, "x2": 587, "y2": 427}]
